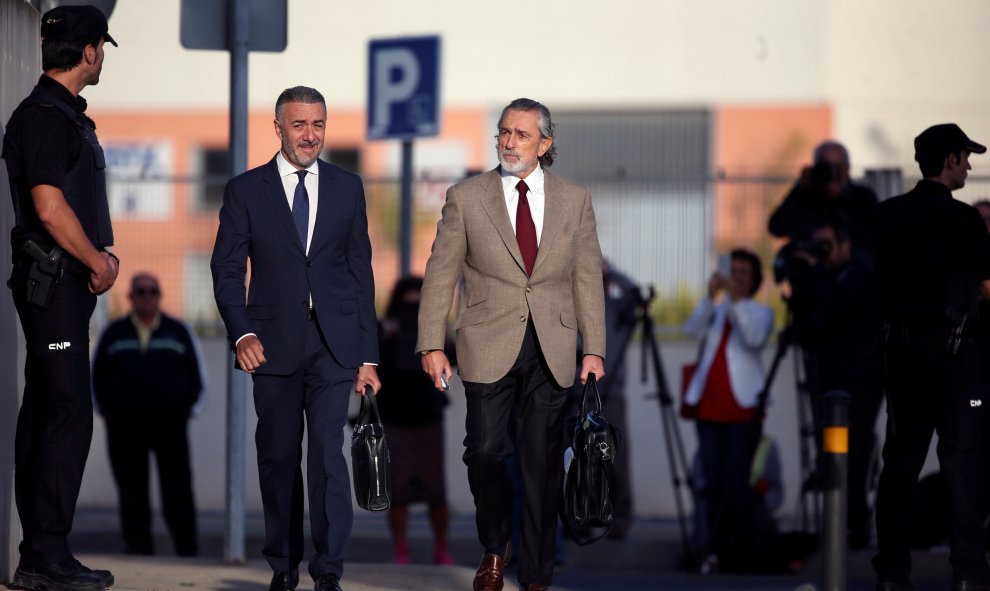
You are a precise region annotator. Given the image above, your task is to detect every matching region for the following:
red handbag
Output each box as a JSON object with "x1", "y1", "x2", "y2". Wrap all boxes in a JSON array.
[{"x1": 680, "y1": 362, "x2": 699, "y2": 419}]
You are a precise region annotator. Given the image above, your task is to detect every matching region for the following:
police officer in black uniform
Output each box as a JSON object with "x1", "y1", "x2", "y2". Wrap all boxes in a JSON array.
[
  {"x1": 1, "y1": 6, "x2": 119, "y2": 591},
  {"x1": 872, "y1": 124, "x2": 990, "y2": 591}
]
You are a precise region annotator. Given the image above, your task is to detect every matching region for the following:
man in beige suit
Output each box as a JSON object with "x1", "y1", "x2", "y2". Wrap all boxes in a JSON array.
[{"x1": 417, "y1": 98, "x2": 606, "y2": 591}]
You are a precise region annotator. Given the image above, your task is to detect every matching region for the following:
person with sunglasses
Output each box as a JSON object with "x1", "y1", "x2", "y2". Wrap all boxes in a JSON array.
[{"x1": 92, "y1": 273, "x2": 205, "y2": 558}]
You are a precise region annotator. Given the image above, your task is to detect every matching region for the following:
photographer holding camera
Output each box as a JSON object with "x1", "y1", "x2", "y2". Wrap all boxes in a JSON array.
[
  {"x1": 769, "y1": 141, "x2": 879, "y2": 263},
  {"x1": 792, "y1": 221, "x2": 883, "y2": 549}
]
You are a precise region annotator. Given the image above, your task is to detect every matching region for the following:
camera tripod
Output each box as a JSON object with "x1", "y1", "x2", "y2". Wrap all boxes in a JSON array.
[
  {"x1": 605, "y1": 285, "x2": 695, "y2": 560},
  {"x1": 758, "y1": 312, "x2": 822, "y2": 534}
]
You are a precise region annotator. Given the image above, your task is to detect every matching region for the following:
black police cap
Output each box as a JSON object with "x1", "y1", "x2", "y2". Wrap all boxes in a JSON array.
[
  {"x1": 914, "y1": 123, "x2": 986, "y2": 162},
  {"x1": 41, "y1": 5, "x2": 117, "y2": 48}
]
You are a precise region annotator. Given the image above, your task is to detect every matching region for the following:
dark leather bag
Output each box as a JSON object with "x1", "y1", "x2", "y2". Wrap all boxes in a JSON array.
[
  {"x1": 560, "y1": 374, "x2": 620, "y2": 545},
  {"x1": 350, "y1": 387, "x2": 391, "y2": 512}
]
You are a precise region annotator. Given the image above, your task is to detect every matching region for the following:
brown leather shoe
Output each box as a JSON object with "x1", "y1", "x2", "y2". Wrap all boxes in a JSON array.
[
  {"x1": 525, "y1": 585, "x2": 549, "y2": 591},
  {"x1": 473, "y1": 544, "x2": 511, "y2": 591}
]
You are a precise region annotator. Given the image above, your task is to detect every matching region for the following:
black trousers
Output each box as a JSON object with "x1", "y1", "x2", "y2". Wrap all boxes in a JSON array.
[
  {"x1": 10, "y1": 265, "x2": 95, "y2": 567},
  {"x1": 695, "y1": 418, "x2": 762, "y2": 567},
  {"x1": 105, "y1": 415, "x2": 198, "y2": 556},
  {"x1": 462, "y1": 323, "x2": 566, "y2": 588},
  {"x1": 873, "y1": 339, "x2": 990, "y2": 584},
  {"x1": 251, "y1": 315, "x2": 353, "y2": 580}
]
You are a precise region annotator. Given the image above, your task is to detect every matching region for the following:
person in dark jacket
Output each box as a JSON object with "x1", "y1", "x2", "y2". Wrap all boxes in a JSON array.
[
  {"x1": 93, "y1": 273, "x2": 204, "y2": 557},
  {"x1": 800, "y1": 221, "x2": 883, "y2": 548},
  {"x1": 375, "y1": 276, "x2": 455, "y2": 566},
  {"x1": 872, "y1": 123, "x2": 990, "y2": 591}
]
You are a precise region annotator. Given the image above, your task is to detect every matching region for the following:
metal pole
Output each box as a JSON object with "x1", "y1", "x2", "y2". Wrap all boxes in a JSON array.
[
  {"x1": 822, "y1": 390, "x2": 850, "y2": 591},
  {"x1": 224, "y1": 0, "x2": 249, "y2": 565},
  {"x1": 399, "y1": 139, "x2": 413, "y2": 277}
]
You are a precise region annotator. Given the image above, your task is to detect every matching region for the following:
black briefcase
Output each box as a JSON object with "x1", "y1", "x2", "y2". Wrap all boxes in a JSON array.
[
  {"x1": 560, "y1": 374, "x2": 619, "y2": 545},
  {"x1": 350, "y1": 386, "x2": 391, "y2": 512}
]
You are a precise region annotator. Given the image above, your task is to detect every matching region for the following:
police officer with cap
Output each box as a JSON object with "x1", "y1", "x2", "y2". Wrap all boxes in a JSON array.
[
  {"x1": 1, "y1": 5, "x2": 119, "y2": 591},
  {"x1": 872, "y1": 123, "x2": 990, "y2": 591}
]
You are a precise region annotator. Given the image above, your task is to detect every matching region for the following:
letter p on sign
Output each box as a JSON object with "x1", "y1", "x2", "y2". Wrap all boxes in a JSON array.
[{"x1": 367, "y1": 36, "x2": 441, "y2": 140}]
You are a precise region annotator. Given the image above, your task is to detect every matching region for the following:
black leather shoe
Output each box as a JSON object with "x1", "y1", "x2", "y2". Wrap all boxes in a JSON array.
[
  {"x1": 314, "y1": 573, "x2": 342, "y2": 591},
  {"x1": 269, "y1": 569, "x2": 299, "y2": 591},
  {"x1": 72, "y1": 558, "x2": 114, "y2": 588},
  {"x1": 13, "y1": 562, "x2": 106, "y2": 591},
  {"x1": 954, "y1": 581, "x2": 990, "y2": 591},
  {"x1": 876, "y1": 581, "x2": 916, "y2": 591}
]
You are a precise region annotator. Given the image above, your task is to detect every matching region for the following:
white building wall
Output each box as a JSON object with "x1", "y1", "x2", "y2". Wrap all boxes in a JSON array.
[
  {"x1": 92, "y1": 1, "x2": 990, "y2": 175},
  {"x1": 825, "y1": 0, "x2": 990, "y2": 174},
  {"x1": 93, "y1": 1, "x2": 827, "y2": 109}
]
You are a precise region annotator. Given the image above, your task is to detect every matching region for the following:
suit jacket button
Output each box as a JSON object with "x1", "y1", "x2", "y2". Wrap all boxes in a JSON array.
[
  {"x1": 306, "y1": 258, "x2": 313, "y2": 267},
  {"x1": 520, "y1": 315, "x2": 526, "y2": 322},
  {"x1": 525, "y1": 286, "x2": 532, "y2": 293}
]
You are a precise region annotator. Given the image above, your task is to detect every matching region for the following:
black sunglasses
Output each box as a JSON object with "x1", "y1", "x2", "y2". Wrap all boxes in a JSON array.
[{"x1": 134, "y1": 287, "x2": 160, "y2": 297}]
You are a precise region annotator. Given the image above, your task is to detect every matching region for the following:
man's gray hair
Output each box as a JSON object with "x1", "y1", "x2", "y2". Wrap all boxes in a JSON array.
[
  {"x1": 498, "y1": 98, "x2": 557, "y2": 168},
  {"x1": 275, "y1": 86, "x2": 326, "y2": 122}
]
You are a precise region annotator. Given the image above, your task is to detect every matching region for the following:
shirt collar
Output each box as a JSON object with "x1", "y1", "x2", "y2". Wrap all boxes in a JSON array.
[
  {"x1": 129, "y1": 311, "x2": 161, "y2": 331},
  {"x1": 276, "y1": 151, "x2": 319, "y2": 178},
  {"x1": 499, "y1": 165, "x2": 544, "y2": 192},
  {"x1": 38, "y1": 74, "x2": 86, "y2": 113},
  {"x1": 916, "y1": 178, "x2": 953, "y2": 199}
]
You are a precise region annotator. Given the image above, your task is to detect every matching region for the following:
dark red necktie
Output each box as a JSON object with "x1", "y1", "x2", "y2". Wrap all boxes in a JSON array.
[{"x1": 515, "y1": 180, "x2": 538, "y2": 276}]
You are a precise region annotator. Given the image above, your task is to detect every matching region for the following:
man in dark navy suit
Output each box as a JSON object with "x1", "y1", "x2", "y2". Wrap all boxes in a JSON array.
[{"x1": 211, "y1": 86, "x2": 380, "y2": 591}]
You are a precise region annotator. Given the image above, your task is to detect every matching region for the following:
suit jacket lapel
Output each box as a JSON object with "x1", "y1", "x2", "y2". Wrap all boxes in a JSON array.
[
  {"x1": 533, "y1": 170, "x2": 564, "y2": 275},
  {"x1": 479, "y1": 169, "x2": 526, "y2": 273},
  {"x1": 261, "y1": 157, "x2": 304, "y2": 254},
  {"x1": 310, "y1": 160, "x2": 336, "y2": 252}
]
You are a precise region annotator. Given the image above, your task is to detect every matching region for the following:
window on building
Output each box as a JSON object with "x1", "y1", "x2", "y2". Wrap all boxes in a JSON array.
[
  {"x1": 321, "y1": 148, "x2": 360, "y2": 174},
  {"x1": 190, "y1": 147, "x2": 230, "y2": 211},
  {"x1": 184, "y1": 253, "x2": 222, "y2": 334}
]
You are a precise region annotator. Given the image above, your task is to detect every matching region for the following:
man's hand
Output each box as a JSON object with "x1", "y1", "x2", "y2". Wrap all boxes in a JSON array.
[
  {"x1": 421, "y1": 350, "x2": 453, "y2": 392},
  {"x1": 235, "y1": 335, "x2": 266, "y2": 373},
  {"x1": 580, "y1": 354, "x2": 605, "y2": 385},
  {"x1": 89, "y1": 251, "x2": 119, "y2": 295},
  {"x1": 355, "y1": 365, "x2": 381, "y2": 395}
]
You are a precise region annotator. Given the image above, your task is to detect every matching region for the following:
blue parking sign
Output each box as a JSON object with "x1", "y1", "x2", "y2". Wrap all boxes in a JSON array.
[{"x1": 367, "y1": 36, "x2": 441, "y2": 140}]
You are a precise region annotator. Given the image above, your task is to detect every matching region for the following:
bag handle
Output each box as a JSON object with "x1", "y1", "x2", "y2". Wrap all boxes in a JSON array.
[
  {"x1": 355, "y1": 385, "x2": 381, "y2": 426},
  {"x1": 579, "y1": 373, "x2": 603, "y2": 416}
]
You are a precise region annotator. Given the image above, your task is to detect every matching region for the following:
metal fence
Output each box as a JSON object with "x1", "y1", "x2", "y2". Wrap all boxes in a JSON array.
[{"x1": 98, "y1": 172, "x2": 990, "y2": 337}]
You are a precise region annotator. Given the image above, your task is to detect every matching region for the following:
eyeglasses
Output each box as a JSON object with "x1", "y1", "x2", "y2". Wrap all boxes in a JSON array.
[{"x1": 133, "y1": 287, "x2": 160, "y2": 297}]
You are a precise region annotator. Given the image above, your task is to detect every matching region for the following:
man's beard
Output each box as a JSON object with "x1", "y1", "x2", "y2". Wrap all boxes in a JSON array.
[
  {"x1": 498, "y1": 150, "x2": 536, "y2": 175},
  {"x1": 283, "y1": 138, "x2": 320, "y2": 169}
]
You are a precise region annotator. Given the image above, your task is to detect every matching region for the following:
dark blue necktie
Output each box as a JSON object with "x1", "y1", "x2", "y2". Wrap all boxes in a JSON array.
[{"x1": 292, "y1": 170, "x2": 309, "y2": 249}]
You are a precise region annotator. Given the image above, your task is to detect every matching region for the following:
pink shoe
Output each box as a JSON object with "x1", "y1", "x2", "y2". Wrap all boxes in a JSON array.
[
  {"x1": 394, "y1": 540, "x2": 410, "y2": 565},
  {"x1": 433, "y1": 543, "x2": 455, "y2": 565}
]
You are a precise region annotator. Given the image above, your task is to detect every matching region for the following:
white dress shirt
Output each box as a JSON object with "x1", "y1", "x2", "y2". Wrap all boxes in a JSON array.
[
  {"x1": 276, "y1": 151, "x2": 319, "y2": 254},
  {"x1": 500, "y1": 165, "x2": 546, "y2": 245},
  {"x1": 235, "y1": 153, "x2": 319, "y2": 348}
]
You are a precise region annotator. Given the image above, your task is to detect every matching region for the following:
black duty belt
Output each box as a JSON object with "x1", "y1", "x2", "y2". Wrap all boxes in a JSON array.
[{"x1": 17, "y1": 239, "x2": 89, "y2": 275}]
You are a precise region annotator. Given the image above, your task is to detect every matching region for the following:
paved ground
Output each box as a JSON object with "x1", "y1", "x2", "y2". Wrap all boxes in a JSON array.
[{"x1": 0, "y1": 509, "x2": 966, "y2": 591}]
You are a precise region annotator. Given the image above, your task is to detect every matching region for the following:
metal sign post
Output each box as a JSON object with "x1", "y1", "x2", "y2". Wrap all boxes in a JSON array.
[{"x1": 180, "y1": 0, "x2": 287, "y2": 565}]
